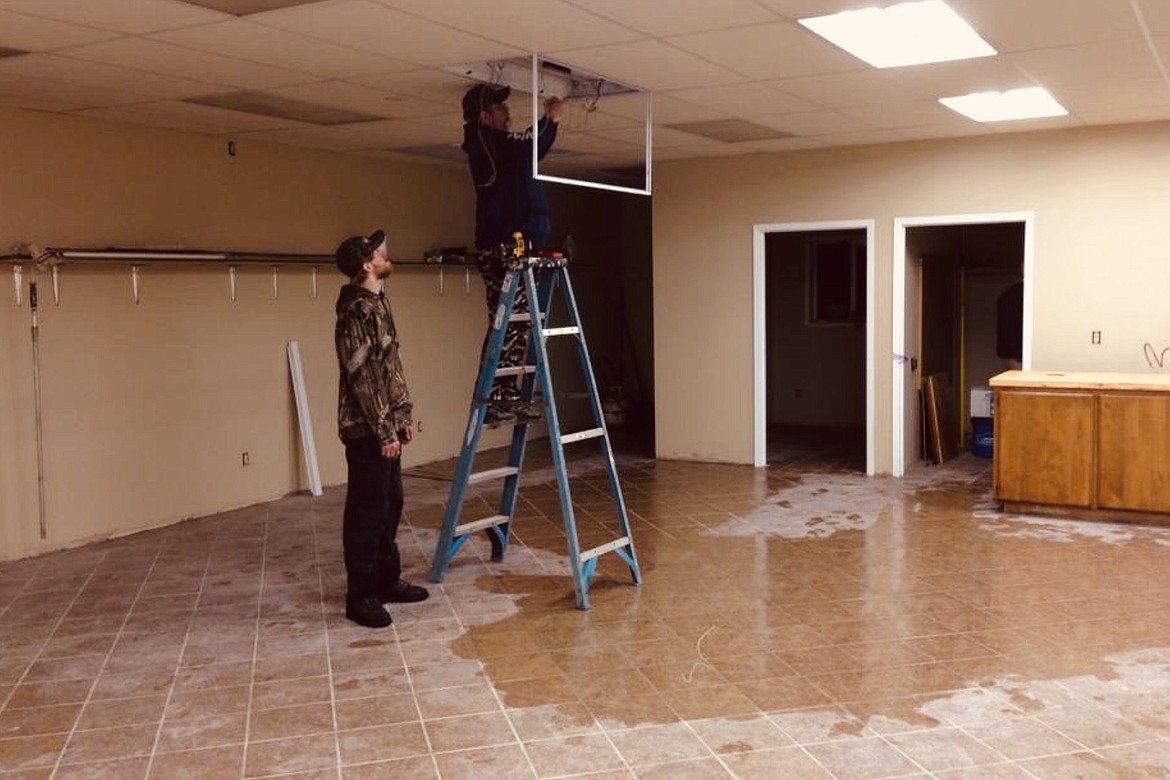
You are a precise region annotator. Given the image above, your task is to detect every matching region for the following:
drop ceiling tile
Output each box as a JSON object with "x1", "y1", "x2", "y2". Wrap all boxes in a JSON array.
[
  {"x1": 874, "y1": 57, "x2": 1035, "y2": 101},
  {"x1": 750, "y1": 0, "x2": 857, "y2": 22},
  {"x1": 64, "y1": 37, "x2": 316, "y2": 89},
  {"x1": 76, "y1": 99, "x2": 309, "y2": 134},
  {"x1": 649, "y1": 124, "x2": 721, "y2": 149},
  {"x1": 646, "y1": 93, "x2": 724, "y2": 124},
  {"x1": 754, "y1": 108, "x2": 852, "y2": 137},
  {"x1": 562, "y1": 0, "x2": 780, "y2": 37},
  {"x1": 1139, "y1": 1, "x2": 1170, "y2": 34},
  {"x1": 810, "y1": 128, "x2": 915, "y2": 147},
  {"x1": 0, "y1": 9, "x2": 121, "y2": 50},
  {"x1": 349, "y1": 67, "x2": 472, "y2": 102},
  {"x1": 664, "y1": 82, "x2": 819, "y2": 116},
  {"x1": 736, "y1": 136, "x2": 830, "y2": 154},
  {"x1": 252, "y1": 0, "x2": 519, "y2": 66},
  {"x1": 1080, "y1": 105, "x2": 1170, "y2": 125},
  {"x1": 1057, "y1": 78, "x2": 1170, "y2": 113},
  {"x1": 267, "y1": 81, "x2": 448, "y2": 119},
  {"x1": 654, "y1": 140, "x2": 761, "y2": 160},
  {"x1": 839, "y1": 99, "x2": 974, "y2": 132},
  {"x1": 545, "y1": 40, "x2": 742, "y2": 91},
  {"x1": 0, "y1": 71, "x2": 145, "y2": 112},
  {"x1": 983, "y1": 115, "x2": 1084, "y2": 134},
  {"x1": 0, "y1": 52, "x2": 221, "y2": 99},
  {"x1": 150, "y1": 19, "x2": 413, "y2": 79},
  {"x1": 243, "y1": 118, "x2": 440, "y2": 150},
  {"x1": 895, "y1": 123, "x2": 993, "y2": 142},
  {"x1": 767, "y1": 70, "x2": 905, "y2": 110},
  {"x1": 666, "y1": 21, "x2": 864, "y2": 80},
  {"x1": 372, "y1": 0, "x2": 643, "y2": 51},
  {"x1": 948, "y1": 0, "x2": 1143, "y2": 51},
  {"x1": 0, "y1": 0, "x2": 228, "y2": 34},
  {"x1": 1008, "y1": 39, "x2": 1162, "y2": 87}
]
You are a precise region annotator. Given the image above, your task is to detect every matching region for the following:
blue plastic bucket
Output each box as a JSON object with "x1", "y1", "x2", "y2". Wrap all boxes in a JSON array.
[{"x1": 972, "y1": 417, "x2": 993, "y2": 458}]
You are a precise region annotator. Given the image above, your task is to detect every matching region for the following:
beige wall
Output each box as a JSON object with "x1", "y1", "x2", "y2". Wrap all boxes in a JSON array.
[
  {"x1": 0, "y1": 107, "x2": 647, "y2": 562},
  {"x1": 653, "y1": 121, "x2": 1170, "y2": 469},
  {"x1": 0, "y1": 106, "x2": 513, "y2": 561}
]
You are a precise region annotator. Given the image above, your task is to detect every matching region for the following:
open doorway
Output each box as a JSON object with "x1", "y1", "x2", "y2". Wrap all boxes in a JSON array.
[
  {"x1": 754, "y1": 221, "x2": 875, "y2": 473},
  {"x1": 893, "y1": 214, "x2": 1033, "y2": 475}
]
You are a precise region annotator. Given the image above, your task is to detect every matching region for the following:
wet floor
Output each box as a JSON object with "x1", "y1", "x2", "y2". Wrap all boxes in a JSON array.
[{"x1": 2, "y1": 443, "x2": 1170, "y2": 779}]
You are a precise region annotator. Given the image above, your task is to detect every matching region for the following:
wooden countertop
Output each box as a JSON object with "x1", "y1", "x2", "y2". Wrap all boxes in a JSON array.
[{"x1": 990, "y1": 370, "x2": 1170, "y2": 392}]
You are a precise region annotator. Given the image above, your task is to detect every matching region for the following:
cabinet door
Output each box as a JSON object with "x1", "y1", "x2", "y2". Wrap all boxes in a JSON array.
[
  {"x1": 995, "y1": 390, "x2": 1094, "y2": 507},
  {"x1": 1098, "y1": 393, "x2": 1170, "y2": 512}
]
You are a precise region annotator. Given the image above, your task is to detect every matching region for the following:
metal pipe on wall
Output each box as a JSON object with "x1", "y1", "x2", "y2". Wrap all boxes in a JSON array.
[{"x1": 29, "y1": 280, "x2": 47, "y2": 540}]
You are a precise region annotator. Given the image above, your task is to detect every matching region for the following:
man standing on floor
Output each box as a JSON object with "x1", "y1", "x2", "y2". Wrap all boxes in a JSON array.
[
  {"x1": 334, "y1": 229, "x2": 429, "y2": 628},
  {"x1": 461, "y1": 83, "x2": 564, "y2": 424}
]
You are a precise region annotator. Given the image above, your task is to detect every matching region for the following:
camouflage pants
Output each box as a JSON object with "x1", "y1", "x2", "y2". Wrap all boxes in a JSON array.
[{"x1": 476, "y1": 255, "x2": 530, "y2": 402}]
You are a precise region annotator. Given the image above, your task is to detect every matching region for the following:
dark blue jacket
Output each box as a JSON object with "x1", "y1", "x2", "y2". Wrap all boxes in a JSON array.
[{"x1": 462, "y1": 116, "x2": 558, "y2": 250}]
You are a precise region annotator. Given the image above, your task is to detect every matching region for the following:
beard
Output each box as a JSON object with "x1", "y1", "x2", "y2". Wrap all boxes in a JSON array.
[{"x1": 374, "y1": 263, "x2": 393, "y2": 280}]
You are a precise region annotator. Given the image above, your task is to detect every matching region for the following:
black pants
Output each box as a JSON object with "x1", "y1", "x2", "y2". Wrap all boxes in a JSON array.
[{"x1": 342, "y1": 436, "x2": 403, "y2": 600}]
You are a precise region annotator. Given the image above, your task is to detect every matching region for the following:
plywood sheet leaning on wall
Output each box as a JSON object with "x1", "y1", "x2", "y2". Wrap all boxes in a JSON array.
[{"x1": 924, "y1": 373, "x2": 958, "y2": 464}]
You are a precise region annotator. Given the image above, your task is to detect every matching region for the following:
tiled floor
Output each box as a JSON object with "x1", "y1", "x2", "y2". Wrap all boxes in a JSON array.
[{"x1": 4, "y1": 442, "x2": 1170, "y2": 779}]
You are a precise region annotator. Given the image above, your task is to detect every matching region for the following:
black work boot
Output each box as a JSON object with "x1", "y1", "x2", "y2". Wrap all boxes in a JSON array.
[
  {"x1": 378, "y1": 580, "x2": 430, "y2": 604},
  {"x1": 345, "y1": 595, "x2": 392, "y2": 628}
]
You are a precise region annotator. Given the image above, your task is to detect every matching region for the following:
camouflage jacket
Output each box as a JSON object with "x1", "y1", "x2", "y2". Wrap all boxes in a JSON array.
[{"x1": 335, "y1": 284, "x2": 412, "y2": 445}]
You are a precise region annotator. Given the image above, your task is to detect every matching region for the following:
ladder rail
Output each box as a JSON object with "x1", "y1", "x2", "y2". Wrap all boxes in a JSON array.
[
  {"x1": 522, "y1": 265, "x2": 593, "y2": 608},
  {"x1": 556, "y1": 267, "x2": 642, "y2": 587},
  {"x1": 428, "y1": 269, "x2": 521, "y2": 583}
]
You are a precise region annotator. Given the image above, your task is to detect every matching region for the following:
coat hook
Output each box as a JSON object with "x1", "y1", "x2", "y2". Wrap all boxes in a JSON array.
[
  {"x1": 311, "y1": 266, "x2": 318, "y2": 300},
  {"x1": 131, "y1": 265, "x2": 141, "y2": 304},
  {"x1": 271, "y1": 266, "x2": 279, "y2": 300},
  {"x1": 51, "y1": 265, "x2": 60, "y2": 305},
  {"x1": 229, "y1": 266, "x2": 237, "y2": 302},
  {"x1": 13, "y1": 264, "x2": 22, "y2": 306}
]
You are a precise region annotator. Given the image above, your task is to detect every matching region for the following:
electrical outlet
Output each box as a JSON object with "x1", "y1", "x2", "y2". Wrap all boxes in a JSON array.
[
  {"x1": 416, "y1": 420, "x2": 423, "y2": 433},
  {"x1": 241, "y1": 451, "x2": 250, "y2": 466},
  {"x1": 1091, "y1": 330, "x2": 1102, "y2": 345}
]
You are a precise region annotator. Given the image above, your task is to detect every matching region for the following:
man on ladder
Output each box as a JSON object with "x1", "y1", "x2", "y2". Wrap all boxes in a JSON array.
[{"x1": 461, "y1": 82, "x2": 565, "y2": 425}]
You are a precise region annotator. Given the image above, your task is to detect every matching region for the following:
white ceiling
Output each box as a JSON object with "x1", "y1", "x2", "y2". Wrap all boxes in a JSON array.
[{"x1": 0, "y1": 0, "x2": 1167, "y2": 172}]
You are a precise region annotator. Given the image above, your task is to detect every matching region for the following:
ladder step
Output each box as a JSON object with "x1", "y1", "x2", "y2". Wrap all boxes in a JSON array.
[
  {"x1": 454, "y1": 514, "x2": 509, "y2": 535},
  {"x1": 509, "y1": 312, "x2": 547, "y2": 323},
  {"x1": 561, "y1": 427, "x2": 605, "y2": 445},
  {"x1": 579, "y1": 536, "x2": 631, "y2": 563},
  {"x1": 542, "y1": 326, "x2": 580, "y2": 338},
  {"x1": 467, "y1": 466, "x2": 520, "y2": 485},
  {"x1": 494, "y1": 365, "x2": 536, "y2": 378}
]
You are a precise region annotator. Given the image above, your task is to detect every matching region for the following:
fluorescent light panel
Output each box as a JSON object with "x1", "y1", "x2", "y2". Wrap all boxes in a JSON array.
[
  {"x1": 939, "y1": 87, "x2": 1068, "y2": 122},
  {"x1": 799, "y1": 0, "x2": 995, "y2": 69}
]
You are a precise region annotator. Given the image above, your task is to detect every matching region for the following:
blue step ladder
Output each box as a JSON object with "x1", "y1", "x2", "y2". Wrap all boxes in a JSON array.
[{"x1": 428, "y1": 249, "x2": 641, "y2": 610}]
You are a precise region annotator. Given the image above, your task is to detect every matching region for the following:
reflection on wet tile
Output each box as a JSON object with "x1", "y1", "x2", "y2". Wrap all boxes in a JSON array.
[{"x1": 7, "y1": 451, "x2": 1170, "y2": 777}]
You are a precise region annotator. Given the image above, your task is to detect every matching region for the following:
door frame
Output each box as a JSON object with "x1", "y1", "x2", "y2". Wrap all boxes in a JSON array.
[
  {"x1": 891, "y1": 212, "x2": 1035, "y2": 476},
  {"x1": 753, "y1": 220, "x2": 876, "y2": 473}
]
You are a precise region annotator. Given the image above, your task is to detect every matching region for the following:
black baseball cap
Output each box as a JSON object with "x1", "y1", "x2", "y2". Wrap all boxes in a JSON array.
[
  {"x1": 462, "y1": 83, "x2": 510, "y2": 123},
  {"x1": 335, "y1": 229, "x2": 385, "y2": 277}
]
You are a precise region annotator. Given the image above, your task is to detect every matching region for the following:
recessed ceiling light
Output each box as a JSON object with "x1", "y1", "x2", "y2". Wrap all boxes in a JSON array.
[
  {"x1": 799, "y1": 0, "x2": 995, "y2": 69},
  {"x1": 939, "y1": 87, "x2": 1069, "y2": 122}
]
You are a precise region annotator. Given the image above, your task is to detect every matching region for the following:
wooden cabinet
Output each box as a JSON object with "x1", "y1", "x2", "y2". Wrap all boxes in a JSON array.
[{"x1": 991, "y1": 371, "x2": 1170, "y2": 523}]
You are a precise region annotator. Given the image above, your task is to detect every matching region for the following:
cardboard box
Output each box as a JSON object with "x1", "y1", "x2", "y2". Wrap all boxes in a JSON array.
[{"x1": 970, "y1": 387, "x2": 994, "y2": 418}]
